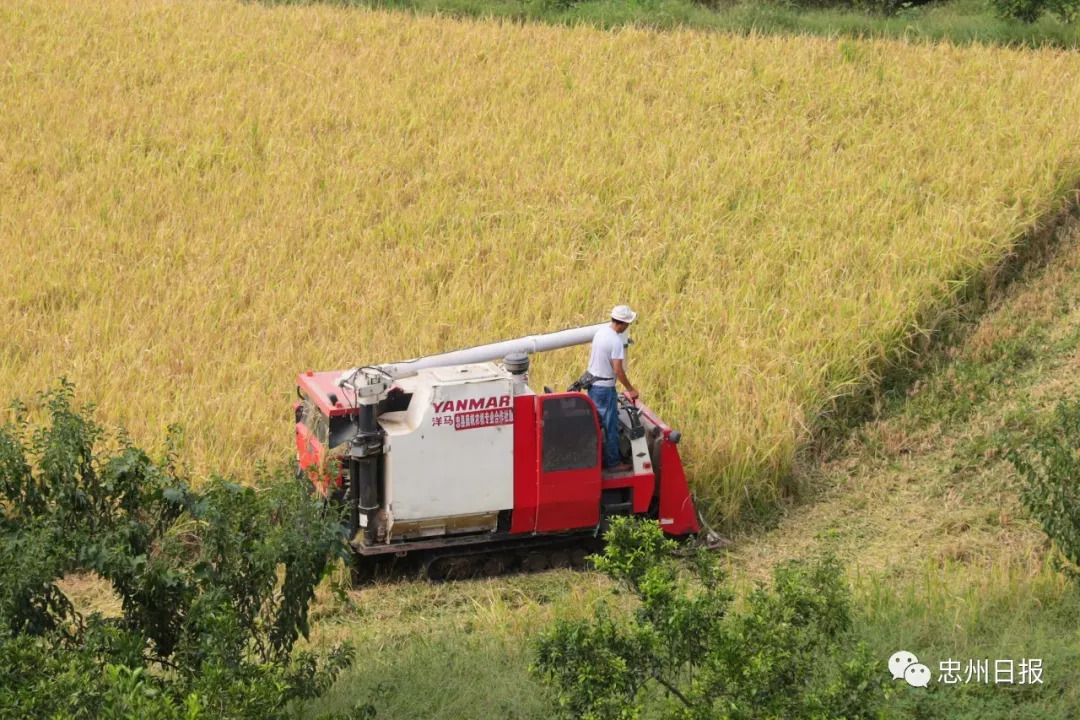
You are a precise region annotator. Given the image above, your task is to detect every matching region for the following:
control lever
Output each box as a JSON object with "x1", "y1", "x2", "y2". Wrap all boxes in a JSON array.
[{"x1": 618, "y1": 393, "x2": 646, "y2": 440}]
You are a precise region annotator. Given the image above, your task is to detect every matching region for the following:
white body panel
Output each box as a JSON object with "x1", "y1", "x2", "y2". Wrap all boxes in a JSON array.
[{"x1": 378, "y1": 363, "x2": 515, "y2": 527}]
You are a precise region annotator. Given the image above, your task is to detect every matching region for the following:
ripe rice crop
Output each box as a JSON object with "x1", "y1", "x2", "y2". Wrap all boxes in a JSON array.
[{"x1": 2, "y1": 0, "x2": 1080, "y2": 522}]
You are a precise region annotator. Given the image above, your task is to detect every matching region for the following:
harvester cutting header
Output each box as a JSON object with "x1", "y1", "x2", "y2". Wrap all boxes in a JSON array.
[{"x1": 294, "y1": 309, "x2": 706, "y2": 581}]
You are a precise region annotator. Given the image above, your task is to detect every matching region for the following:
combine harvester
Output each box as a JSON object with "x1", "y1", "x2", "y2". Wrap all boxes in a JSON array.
[{"x1": 294, "y1": 325, "x2": 717, "y2": 582}]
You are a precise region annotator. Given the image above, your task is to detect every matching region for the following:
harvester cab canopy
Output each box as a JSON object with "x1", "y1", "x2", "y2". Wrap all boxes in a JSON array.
[{"x1": 297, "y1": 370, "x2": 356, "y2": 418}]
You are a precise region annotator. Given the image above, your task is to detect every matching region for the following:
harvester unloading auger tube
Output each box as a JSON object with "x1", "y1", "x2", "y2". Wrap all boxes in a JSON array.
[{"x1": 293, "y1": 324, "x2": 725, "y2": 583}]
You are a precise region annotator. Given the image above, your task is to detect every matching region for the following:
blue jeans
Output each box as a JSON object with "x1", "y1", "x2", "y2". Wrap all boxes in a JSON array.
[{"x1": 588, "y1": 385, "x2": 622, "y2": 468}]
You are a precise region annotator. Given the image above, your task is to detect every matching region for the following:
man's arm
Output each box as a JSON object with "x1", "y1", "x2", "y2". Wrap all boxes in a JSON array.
[{"x1": 611, "y1": 359, "x2": 638, "y2": 401}]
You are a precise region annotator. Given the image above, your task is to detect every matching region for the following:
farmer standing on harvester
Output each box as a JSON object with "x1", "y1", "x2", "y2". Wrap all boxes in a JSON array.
[{"x1": 586, "y1": 305, "x2": 639, "y2": 472}]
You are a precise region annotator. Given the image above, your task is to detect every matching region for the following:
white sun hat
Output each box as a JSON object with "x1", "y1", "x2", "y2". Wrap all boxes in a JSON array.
[{"x1": 611, "y1": 305, "x2": 637, "y2": 324}]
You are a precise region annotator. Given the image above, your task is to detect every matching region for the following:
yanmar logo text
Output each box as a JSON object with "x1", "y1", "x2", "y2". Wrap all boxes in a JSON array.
[
  {"x1": 432, "y1": 396, "x2": 511, "y2": 414},
  {"x1": 431, "y1": 395, "x2": 513, "y2": 430}
]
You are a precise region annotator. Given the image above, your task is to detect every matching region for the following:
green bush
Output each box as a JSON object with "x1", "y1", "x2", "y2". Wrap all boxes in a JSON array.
[
  {"x1": 1008, "y1": 399, "x2": 1080, "y2": 574},
  {"x1": 992, "y1": 0, "x2": 1078, "y2": 22},
  {"x1": 771, "y1": 0, "x2": 932, "y2": 17},
  {"x1": 993, "y1": 0, "x2": 1045, "y2": 22},
  {"x1": 0, "y1": 381, "x2": 358, "y2": 719},
  {"x1": 532, "y1": 517, "x2": 886, "y2": 720}
]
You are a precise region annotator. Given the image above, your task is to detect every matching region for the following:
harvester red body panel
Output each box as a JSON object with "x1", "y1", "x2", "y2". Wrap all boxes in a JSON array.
[{"x1": 293, "y1": 325, "x2": 702, "y2": 573}]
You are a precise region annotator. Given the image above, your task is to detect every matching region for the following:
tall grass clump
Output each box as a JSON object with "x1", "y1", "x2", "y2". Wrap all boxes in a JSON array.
[{"x1": 2, "y1": 0, "x2": 1080, "y2": 524}]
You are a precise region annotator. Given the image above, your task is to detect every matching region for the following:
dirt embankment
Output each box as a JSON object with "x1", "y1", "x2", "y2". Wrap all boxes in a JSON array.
[{"x1": 731, "y1": 214, "x2": 1080, "y2": 584}]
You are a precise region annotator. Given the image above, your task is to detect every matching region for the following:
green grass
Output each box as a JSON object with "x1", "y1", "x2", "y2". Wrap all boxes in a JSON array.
[
  {"x1": 856, "y1": 564, "x2": 1080, "y2": 719},
  {"x1": 301, "y1": 565, "x2": 1080, "y2": 719},
  {"x1": 308, "y1": 632, "x2": 551, "y2": 719},
  {"x1": 295, "y1": 569, "x2": 602, "y2": 719},
  {"x1": 300, "y1": 567, "x2": 1080, "y2": 719},
  {"x1": 274, "y1": 0, "x2": 1080, "y2": 48}
]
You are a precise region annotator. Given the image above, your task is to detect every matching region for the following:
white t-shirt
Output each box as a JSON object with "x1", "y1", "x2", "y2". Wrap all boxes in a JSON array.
[{"x1": 587, "y1": 326, "x2": 626, "y2": 387}]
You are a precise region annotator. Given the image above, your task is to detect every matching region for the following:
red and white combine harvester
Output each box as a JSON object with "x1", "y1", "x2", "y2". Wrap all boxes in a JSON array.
[{"x1": 294, "y1": 324, "x2": 709, "y2": 581}]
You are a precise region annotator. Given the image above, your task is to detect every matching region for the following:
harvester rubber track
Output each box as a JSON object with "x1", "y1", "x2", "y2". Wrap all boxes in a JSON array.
[
  {"x1": 422, "y1": 534, "x2": 601, "y2": 582},
  {"x1": 349, "y1": 532, "x2": 604, "y2": 585}
]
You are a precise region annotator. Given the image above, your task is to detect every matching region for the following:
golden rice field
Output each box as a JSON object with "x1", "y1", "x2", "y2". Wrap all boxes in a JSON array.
[{"x1": 2, "y1": 0, "x2": 1080, "y2": 522}]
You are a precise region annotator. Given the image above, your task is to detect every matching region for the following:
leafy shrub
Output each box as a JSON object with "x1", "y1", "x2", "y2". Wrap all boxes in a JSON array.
[
  {"x1": 993, "y1": 0, "x2": 1045, "y2": 22},
  {"x1": 992, "y1": 0, "x2": 1078, "y2": 22},
  {"x1": 1008, "y1": 399, "x2": 1080, "y2": 575},
  {"x1": 0, "y1": 381, "x2": 357, "y2": 719},
  {"x1": 532, "y1": 517, "x2": 886, "y2": 720},
  {"x1": 772, "y1": 0, "x2": 933, "y2": 17}
]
